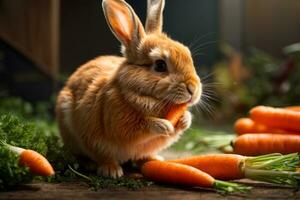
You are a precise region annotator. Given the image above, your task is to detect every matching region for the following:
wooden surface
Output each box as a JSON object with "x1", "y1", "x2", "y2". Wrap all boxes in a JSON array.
[
  {"x1": 1, "y1": 180, "x2": 299, "y2": 200},
  {"x1": 0, "y1": 0, "x2": 60, "y2": 78},
  {"x1": 0, "y1": 150, "x2": 299, "y2": 199}
]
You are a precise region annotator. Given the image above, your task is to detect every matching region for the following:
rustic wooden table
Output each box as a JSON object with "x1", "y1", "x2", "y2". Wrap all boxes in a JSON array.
[
  {"x1": 1, "y1": 150, "x2": 299, "y2": 200},
  {"x1": 1, "y1": 180, "x2": 299, "y2": 200}
]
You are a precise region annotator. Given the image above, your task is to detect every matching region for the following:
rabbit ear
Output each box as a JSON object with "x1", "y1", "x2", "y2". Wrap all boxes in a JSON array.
[
  {"x1": 102, "y1": 0, "x2": 145, "y2": 52},
  {"x1": 145, "y1": 0, "x2": 165, "y2": 33}
]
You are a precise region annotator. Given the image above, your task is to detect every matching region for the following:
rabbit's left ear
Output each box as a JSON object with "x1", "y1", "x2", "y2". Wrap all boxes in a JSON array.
[{"x1": 145, "y1": 0, "x2": 165, "y2": 33}]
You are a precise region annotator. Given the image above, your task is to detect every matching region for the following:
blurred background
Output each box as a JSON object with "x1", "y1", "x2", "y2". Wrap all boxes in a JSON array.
[{"x1": 0, "y1": 0, "x2": 300, "y2": 133}]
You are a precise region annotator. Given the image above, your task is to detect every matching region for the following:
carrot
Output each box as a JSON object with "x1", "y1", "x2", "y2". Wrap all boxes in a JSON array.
[
  {"x1": 170, "y1": 154, "x2": 244, "y2": 180},
  {"x1": 165, "y1": 103, "x2": 187, "y2": 126},
  {"x1": 234, "y1": 118, "x2": 299, "y2": 135},
  {"x1": 169, "y1": 153, "x2": 300, "y2": 186},
  {"x1": 285, "y1": 106, "x2": 300, "y2": 112},
  {"x1": 142, "y1": 161, "x2": 214, "y2": 187},
  {"x1": 250, "y1": 106, "x2": 300, "y2": 132},
  {"x1": 232, "y1": 134, "x2": 300, "y2": 156},
  {"x1": 141, "y1": 160, "x2": 250, "y2": 193},
  {"x1": 235, "y1": 118, "x2": 272, "y2": 135},
  {"x1": 1, "y1": 141, "x2": 55, "y2": 176}
]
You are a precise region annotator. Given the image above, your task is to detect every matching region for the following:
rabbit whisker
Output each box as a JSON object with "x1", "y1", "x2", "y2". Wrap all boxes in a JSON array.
[
  {"x1": 191, "y1": 40, "x2": 219, "y2": 53},
  {"x1": 189, "y1": 32, "x2": 217, "y2": 50}
]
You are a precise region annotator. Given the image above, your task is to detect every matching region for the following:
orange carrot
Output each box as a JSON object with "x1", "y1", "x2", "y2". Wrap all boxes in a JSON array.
[
  {"x1": 169, "y1": 154, "x2": 244, "y2": 180},
  {"x1": 1, "y1": 141, "x2": 54, "y2": 176},
  {"x1": 19, "y1": 150, "x2": 55, "y2": 176},
  {"x1": 232, "y1": 134, "x2": 300, "y2": 156},
  {"x1": 142, "y1": 161, "x2": 214, "y2": 187},
  {"x1": 250, "y1": 106, "x2": 300, "y2": 132},
  {"x1": 165, "y1": 103, "x2": 187, "y2": 126},
  {"x1": 235, "y1": 118, "x2": 271, "y2": 135},
  {"x1": 169, "y1": 153, "x2": 300, "y2": 184},
  {"x1": 234, "y1": 118, "x2": 300, "y2": 135},
  {"x1": 285, "y1": 106, "x2": 300, "y2": 112},
  {"x1": 141, "y1": 160, "x2": 250, "y2": 193},
  {"x1": 296, "y1": 168, "x2": 300, "y2": 172}
]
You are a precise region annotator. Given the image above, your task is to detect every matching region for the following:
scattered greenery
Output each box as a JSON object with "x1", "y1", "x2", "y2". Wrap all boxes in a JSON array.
[
  {"x1": 68, "y1": 165, "x2": 152, "y2": 191},
  {"x1": 90, "y1": 177, "x2": 152, "y2": 191},
  {"x1": 171, "y1": 127, "x2": 235, "y2": 154}
]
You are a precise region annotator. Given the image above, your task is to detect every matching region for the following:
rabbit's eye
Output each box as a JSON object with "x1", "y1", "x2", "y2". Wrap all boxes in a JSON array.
[{"x1": 154, "y1": 60, "x2": 168, "y2": 72}]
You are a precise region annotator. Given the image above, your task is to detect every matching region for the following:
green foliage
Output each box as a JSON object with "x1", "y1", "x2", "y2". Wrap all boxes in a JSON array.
[
  {"x1": 0, "y1": 114, "x2": 45, "y2": 190},
  {"x1": 243, "y1": 48, "x2": 300, "y2": 107},
  {"x1": 171, "y1": 127, "x2": 235, "y2": 154},
  {"x1": 90, "y1": 177, "x2": 152, "y2": 190},
  {"x1": 0, "y1": 115, "x2": 78, "y2": 189},
  {"x1": 0, "y1": 98, "x2": 33, "y2": 118},
  {"x1": 0, "y1": 115, "x2": 47, "y2": 153},
  {"x1": 213, "y1": 44, "x2": 300, "y2": 120},
  {"x1": 244, "y1": 49, "x2": 280, "y2": 106},
  {"x1": 0, "y1": 148, "x2": 32, "y2": 190},
  {"x1": 68, "y1": 165, "x2": 152, "y2": 190},
  {"x1": 0, "y1": 97, "x2": 74, "y2": 190}
]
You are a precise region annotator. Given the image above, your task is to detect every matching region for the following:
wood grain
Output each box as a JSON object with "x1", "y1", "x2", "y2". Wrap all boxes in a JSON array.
[{"x1": 0, "y1": 0, "x2": 60, "y2": 78}]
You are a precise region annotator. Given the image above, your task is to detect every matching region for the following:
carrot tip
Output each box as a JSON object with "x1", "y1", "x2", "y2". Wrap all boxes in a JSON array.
[
  {"x1": 19, "y1": 149, "x2": 55, "y2": 177},
  {"x1": 48, "y1": 169, "x2": 55, "y2": 176}
]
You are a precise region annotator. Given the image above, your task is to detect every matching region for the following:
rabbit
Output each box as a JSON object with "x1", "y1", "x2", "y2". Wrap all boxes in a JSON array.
[{"x1": 56, "y1": 0, "x2": 202, "y2": 178}]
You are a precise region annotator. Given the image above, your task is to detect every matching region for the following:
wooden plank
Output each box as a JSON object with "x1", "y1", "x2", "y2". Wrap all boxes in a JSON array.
[
  {"x1": 0, "y1": 0, "x2": 60, "y2": 78},
  {"x1": 50, "y1": 0, "x2": 60, "y2": 80},
  {"x1": 0, "y1": 181, "x2": 299, "y2": 200}
]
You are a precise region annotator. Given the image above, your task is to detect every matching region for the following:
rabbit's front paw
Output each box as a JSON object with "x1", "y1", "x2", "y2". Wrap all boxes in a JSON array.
[
  {"x1": 97, "y1": 163, "x2": 123, "y2": 178},
  {"x1": 175, "y1": 111, "x2": 192, "y2": 132},
  {"x1": 148, "y1": 118, "x2": 174, "y2": 136}
]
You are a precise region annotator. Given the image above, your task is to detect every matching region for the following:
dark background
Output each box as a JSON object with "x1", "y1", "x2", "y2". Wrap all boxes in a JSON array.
[{"x1": 0, "y1": 0, "x2": 299, "y2": 102}]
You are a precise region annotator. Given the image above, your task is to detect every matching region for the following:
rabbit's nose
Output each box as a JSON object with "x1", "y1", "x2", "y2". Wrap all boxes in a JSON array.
[{"x1": 187, "y1": 83, "x2": 196, "y2": 96}]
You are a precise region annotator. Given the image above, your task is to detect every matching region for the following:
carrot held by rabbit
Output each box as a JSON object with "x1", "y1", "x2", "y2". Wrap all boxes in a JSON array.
[
  {"x1": 165, "y1": 104, "x2": 188, "y2": 126},
  {"x1": 56, "y1": 0, "x2": 201, "y2": 178}
]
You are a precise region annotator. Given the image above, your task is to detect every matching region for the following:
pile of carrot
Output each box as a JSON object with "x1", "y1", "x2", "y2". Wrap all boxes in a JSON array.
[
  {"x1": 233, "y1": 105, "x2": 300, "y2": 156},
  {"x1": 165, "y1": 104, "x2": 300, "y2": 156},
  {"x1": 139, "y1": 104, "x2": 300, "y2": 193},
  {"x1": 141, "y1": 153, "x2": 300, "y2": 192}
]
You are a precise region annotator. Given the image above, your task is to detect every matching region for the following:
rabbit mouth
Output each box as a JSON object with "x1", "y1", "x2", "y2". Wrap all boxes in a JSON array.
[
  {"x1": 160, "y1": 89, "x2": 201, "y2": 106},
  {"x1": 162, "y1": 80, "x2": 202, "y2": 106},
  {"x1": 165, "y1": 94, "x2": 192, "y2": 105}
]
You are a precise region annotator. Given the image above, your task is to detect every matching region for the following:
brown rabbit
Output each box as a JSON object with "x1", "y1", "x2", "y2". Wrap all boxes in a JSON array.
[{"x1": 56, "y1": 0, "x2": 202, "y2": 178}]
